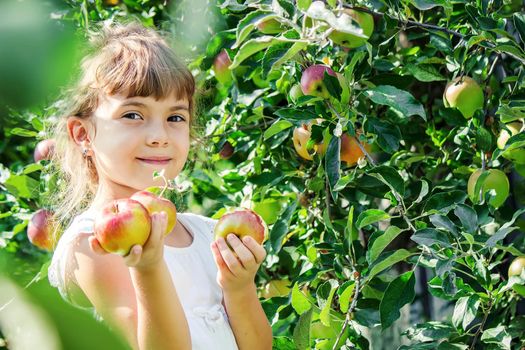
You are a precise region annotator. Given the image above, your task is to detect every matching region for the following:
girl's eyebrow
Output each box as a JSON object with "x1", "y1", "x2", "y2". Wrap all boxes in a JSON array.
[{"x1": 120, "y1": 101, "x2": 189, "y2": 112}]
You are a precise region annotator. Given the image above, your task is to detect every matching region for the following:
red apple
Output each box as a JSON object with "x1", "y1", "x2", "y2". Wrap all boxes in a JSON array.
[
  {"x1": 300, "y1": 65, "x2": 336, "y2": 98},
  {"x1": 219, "y1": 141, "x2": 234, "y2": 159},
  {"x1": 214, "y1": 209, "x2": 268, "y2": 245},
  {"x1": 213, "y1": 49, "x2": 233, "y2": 85},
  {"x1": 131, "y1": 189, "x2": 177, "y2": 236},
  {"x1": 292, "y1": 120, "x2": 326, "y2": 160},
  {"x1": 33, "y1": 139, "x2": 55, "y2": 162},
  {"x1": 27, "y1": 209, "x2": 55, "y2": 251},
  {"x1": 94, "y1": 199, "x2": 152, "y2": 256}
]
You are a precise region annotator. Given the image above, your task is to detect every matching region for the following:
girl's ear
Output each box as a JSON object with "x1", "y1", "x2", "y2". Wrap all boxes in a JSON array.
[{"x1": 67, "y1": 117, "x2": 92, "y2": 149}]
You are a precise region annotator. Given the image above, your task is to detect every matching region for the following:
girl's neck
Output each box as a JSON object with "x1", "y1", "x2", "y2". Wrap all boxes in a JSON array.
[{"x1": 89, "y1": 179, "x2": 140, "y2": 211}]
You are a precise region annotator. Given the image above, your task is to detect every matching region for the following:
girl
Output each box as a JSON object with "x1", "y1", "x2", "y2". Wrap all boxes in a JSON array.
[{"x1": 47, "y1": 21, "x2": 272, "y2": 350}]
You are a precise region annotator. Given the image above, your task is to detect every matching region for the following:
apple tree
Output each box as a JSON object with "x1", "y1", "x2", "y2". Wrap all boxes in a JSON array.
[{"x1": 1, "y1": 0, "x2": 525, "y2": 349}]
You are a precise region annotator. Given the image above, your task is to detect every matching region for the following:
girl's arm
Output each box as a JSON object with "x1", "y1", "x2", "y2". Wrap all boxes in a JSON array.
[
  {"x1": 211, "y1": 235, "x2": 273, "y2": 350},
  {"x1": 73, "y1": 212, "x2": 191, "y2": 350}
]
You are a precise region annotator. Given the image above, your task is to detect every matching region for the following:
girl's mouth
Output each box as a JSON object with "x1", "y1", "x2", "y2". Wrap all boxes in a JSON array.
[{"x1": 136, "y1": 157, "x2": 172, "y2": 165}]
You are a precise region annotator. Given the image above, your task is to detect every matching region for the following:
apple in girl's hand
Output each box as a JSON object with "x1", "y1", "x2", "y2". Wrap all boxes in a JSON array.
[
  {"x1": 131, "y1": 189, "x2": 177, "y2": 236},
  {"x1": 214, "y1": 209, "x2": 268, "y2": 245},
  {"x1": 27, "y1": 209, "x2": 55, "y2": 251},
  {"x1": 94, "y1": 199, "x2": 152, "y2": 256}
]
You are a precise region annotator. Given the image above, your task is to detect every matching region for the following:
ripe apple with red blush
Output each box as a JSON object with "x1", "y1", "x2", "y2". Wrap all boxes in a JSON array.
[
  {"x1": 27, "y1": 209, "x2": 55, "y2": 251},
  {"x1": 214, "y1": 209, "x2": 268, "y2": 245}
]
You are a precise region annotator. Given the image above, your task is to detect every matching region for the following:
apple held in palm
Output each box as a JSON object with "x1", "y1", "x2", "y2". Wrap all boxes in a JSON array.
[
  {"x1": 214, "y1": 209, "x2": 268, "y2": 245},
  {"x1": 131, "y1": 187, "x2": 177, "y2": 236},
  {"x1": 94, "y1": 199, "x2": 152, "y2": 256}
]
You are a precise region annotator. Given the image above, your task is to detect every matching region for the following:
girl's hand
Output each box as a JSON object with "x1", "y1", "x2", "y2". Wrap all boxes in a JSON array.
[
  {"x1": 88, "y1": 212, "x2": 167, "y2": 270},
  {"x1": 211, "y1": 234, "x2": 267, "y2": 294}
]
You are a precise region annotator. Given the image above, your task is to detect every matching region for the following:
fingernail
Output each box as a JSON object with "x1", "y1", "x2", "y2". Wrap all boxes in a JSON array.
[
  {"x1": 227, "y1": 233, "x2": 236, "y2": 241},
  {"x1": 243, "y1": 236, "x2": 251, "y2": 243}
]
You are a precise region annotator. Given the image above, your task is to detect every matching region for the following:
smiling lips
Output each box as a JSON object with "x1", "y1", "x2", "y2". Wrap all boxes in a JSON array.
[{"x1": 137, "y1": 157, "x2": 172, "y2": 165}]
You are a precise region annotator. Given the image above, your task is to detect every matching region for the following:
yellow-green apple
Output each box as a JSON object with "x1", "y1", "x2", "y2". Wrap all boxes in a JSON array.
[
  {"x1": 289, "y1": 83, "x2": 304, "y2": 103},
  {"x1": 257, "y1": 18, "x2": 284, "y2": 34},
  {"x1": 443, "y1": 76, "x2": 484, "y2": 119},
  {"x1": 300, "y1": 65, "x2": 336, "y2": 98},
  {"x1": 508, "y1": 256, "x2": 525, "y2": 297},
  {"x1": 94, "y1": 199, "x2": 152, "y2": 256},
  {"x1": 340, "y1": 133, "x2": 371, "y2": 166},
  {"x1": 131, "y1": 189, "x2": 177, "y2": 236},
  {"x1": 214, "y1": 209, "x2": 268, "y2": 245},
  {"x1": 329, "y1": 9, "x2": 374, "y2": 49},
  {"x1": 467, "y1": 169, "x2": 509, "y2": 208},
  {"x1": 219, "y1": 141, "x2": 234, "y2": 159},
  {"x1": 212, "y1": 49, "x2": 232, "y2": 85},
  {"x1": 261, "y1": 279, "x2": 291, "y2": 299},
  {"x1": 33, "y1": 139, "x2": 55, "y2": 162},
  {"x1": 252, "y1": 198, "x2": 284, "y2": 225},
  {"x1": 27, "y1": 209, "x2": 55, "y2": 251},
  {"x1": 497, "y1": 121, "x2": 525, "y2": 164},
  {"x1": 103, "y1": 0, "x2": 120, "y2": 5}
]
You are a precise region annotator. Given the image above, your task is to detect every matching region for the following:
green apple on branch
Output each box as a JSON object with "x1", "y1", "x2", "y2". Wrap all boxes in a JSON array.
[{"x1": 443, "y1": 76, "x2": 484, "y2": 119}]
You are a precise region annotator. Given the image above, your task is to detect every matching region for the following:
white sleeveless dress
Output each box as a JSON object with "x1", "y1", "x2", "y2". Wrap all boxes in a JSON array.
[{"x1": 48, "y1": 211, "x2": 239, "y2": 350}]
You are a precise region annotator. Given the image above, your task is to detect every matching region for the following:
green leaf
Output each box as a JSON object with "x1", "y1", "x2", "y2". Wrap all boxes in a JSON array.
[
  {"x1": 264, "y1": 41, "x2": 308, "y2": 78},
  {"x1": 4, "y1": 174, "x2": 40, "y2": 199},
  {"x1": 453, "y1": 204, "x2": 478, "y2": 234},
  {"x1": 368, "y1": 226, "x2": 405, "y2": 263},
  {"x1": 496, "y1": 100, "x2": 525, "y2": 123},
  {"x1": 319, "y1": 280, "x2": 338, "y2": 326},
  {"x1": 292, "y1": 307, "x2": 312, "y2": 350},
  {"x1": 424, "y1": 191, "x2": 467, "y2": 213},
  {"x1": 261, "y1": 41, "x2": 293, "y2": 79},
  {"x1": 234, "y1": 11, "x2": 276, "y2": 49},
  {"x1": 291, "y1": 283, "x2": 312, "y2": 315},
  {"x1": 10, "y1": 128, "x2": 38, "y2": 137},
  {"x1": 380, "y1": 271, "x2": 416, "y2": 329},
  {"x1": 230, "y1": 36, "x2": 276, "y2": 69},
  {"x1": 367, "y1": 165, "x2": 405, "y2": 196},
  {"x1": 297, "y1": 0, "x2": 312, "y2": 11},
  {"x1": 367, "y1": 249, "x2": 412, "y2": 281},
  {"x1": 324, "y1": 71, "x2": 342, "y2": 100},
  {"x1": 338, "y1": 281, "x2": 355, "y2": 313},
  {"x1": 263, "y1": 119, "x2": 293, "y2": 140},
  {"x1": 364, "y1": 85, "x2": 426, "y2": 121},
  {"x1": 364, "y1": 117, "x2": 401, "y2": 153},
  {"x1": 269, "y1": 200, "x2": 297, "y2": 253},
  {"x1": 452, "y1": 295, "x2": 480, "y2": 331},
  {"x1": 411, "y1": 228, "x2": 451, "y2": 248},
  {"x1": 405, "y1": 64, "x2": 446, "y2": 82},
  {"x1": 325, "y1": 135, "x2": 340, "y2": 201},
  {"x1": 356, "y1": 209, "x2": 390, "y2": 229},
  {"x1": 486, "y1": 208, "x2": 525, "y2": 247},
  {"x1": 480, "y1": 326, "x2": 511, "y2": 350},
  {"x1": 430, "y1": 214, "x2": 458, "y2": 236}
]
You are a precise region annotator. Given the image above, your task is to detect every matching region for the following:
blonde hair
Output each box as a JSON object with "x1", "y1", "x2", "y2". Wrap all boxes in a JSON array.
[{"x1": 48, "y1": 20, "x2": 196, "y2": 240}]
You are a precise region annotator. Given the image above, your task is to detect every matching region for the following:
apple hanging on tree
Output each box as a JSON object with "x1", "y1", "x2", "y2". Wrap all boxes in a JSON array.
[
  {"x1": 443, "y1": 76, "x2": 484, "y2": 119},
  {"x1": 300, "y1": 65, "x2": 337, "y2": 99},
  {"x1": 467, "y1": 168, "x2": 509, "y2": 208},
  {"x1": 213, "y1": 49, "x2": 233, "y2": 85},
  {"x1": 27, "y1": 209, "x2": 55, "y2": 251},
  {"x1": 497, "y1": 121, "x2": 525, "y2": 164},
  {"x1": 328, "y1": 9, "x2": 374, "y2": 49}
]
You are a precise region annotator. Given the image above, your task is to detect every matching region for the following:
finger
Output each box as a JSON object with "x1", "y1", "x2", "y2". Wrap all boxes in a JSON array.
[
  {"x1": 123, "y1": 245, "x2": 142, "y2": 266},
  {"x1": 226, "y1": 234, "x2": 256, "y2": 269},
  {"x1": 88, "y1": 235, "x2": 109, "y2": 255},
  {"x1": 241, "y1": 236, "x2": 267, "y2": 264},
  {"x1": 144, "y1": 212, "x2": 166, "y2": 249},
  {"x1": 210, "y1": 241, "x2": 233, "y2": 277},
  {"x1": 215, "y1": 237, "x2": 242, "y2": 276}
]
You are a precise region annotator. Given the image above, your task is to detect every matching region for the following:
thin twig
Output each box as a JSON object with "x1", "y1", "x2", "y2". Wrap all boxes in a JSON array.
[{"x1": 332, "y1": 271, "x2": 361, "y2": 350}]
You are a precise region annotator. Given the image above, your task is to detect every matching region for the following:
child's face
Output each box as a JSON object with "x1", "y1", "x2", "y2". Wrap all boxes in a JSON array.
[{"x1": 89, "y1": 91, "x2": 191, "y2": 194}]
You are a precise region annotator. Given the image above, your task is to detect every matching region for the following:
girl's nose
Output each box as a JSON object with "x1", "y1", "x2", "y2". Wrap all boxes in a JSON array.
[{"x1": 146, "y1": 123, "x2": 169, "y2": 147}]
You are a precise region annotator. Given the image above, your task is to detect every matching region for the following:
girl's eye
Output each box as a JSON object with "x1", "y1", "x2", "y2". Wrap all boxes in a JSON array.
[
  {"x1": 168, "y1": 115, "x2": 185, "y2": 122},
  {"x1": 122, "y1": 112, "x2": 143, "y2": 120}
]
